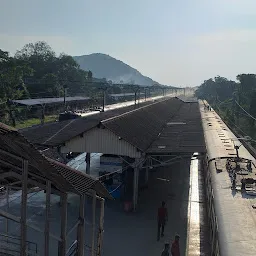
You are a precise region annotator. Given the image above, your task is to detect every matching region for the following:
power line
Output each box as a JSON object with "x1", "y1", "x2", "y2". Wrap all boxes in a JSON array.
[{"x1": 235, "y1": 100, "x2": 256, "y2": 122}]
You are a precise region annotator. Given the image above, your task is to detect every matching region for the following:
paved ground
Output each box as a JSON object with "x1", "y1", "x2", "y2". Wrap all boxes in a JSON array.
[
  {"x1": 102, "y1": 159, "x2": 191, "y2": 256},
  {"x1": 0, "y1": 156, "x2": 209, "y2": 255}
]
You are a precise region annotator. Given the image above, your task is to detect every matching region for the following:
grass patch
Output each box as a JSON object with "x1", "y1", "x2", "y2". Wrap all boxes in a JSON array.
[{"x1": 16, "y1": 115, "x2": 58, "y2": 129}]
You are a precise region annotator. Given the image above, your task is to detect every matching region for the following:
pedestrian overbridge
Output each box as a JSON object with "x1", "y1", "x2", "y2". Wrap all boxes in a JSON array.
[{"x1": 21, "y1": 97, "x2": 206, "y2": 211}]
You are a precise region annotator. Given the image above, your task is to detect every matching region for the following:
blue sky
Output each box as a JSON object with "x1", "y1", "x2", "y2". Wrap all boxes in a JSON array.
[{"x1": 1, "y1": 0, "x2": 256, "y2": 86}]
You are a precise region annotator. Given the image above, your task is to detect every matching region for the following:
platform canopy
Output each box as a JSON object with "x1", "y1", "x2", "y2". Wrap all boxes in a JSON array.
[
  {"x1": 20, "y1": 97, "x2": 206, "y2": 157},
  {"x1": 10, "y1": 96, "x2": 90, "y2": 106},
  {"x1": 109, "y1": 93, "x2": 135, "y2": 97},
  {"x1": 0, "y1": 123, "x2": 111, "y2": 199}
]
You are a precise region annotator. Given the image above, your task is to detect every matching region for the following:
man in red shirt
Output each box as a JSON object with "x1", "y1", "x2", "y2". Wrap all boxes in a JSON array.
[
  {"x1": 157, "y1": 201, "x2": 168, "y2": 241},
  {"x1": 171, "y1": 235, "x2": 180, "y2": 256}
]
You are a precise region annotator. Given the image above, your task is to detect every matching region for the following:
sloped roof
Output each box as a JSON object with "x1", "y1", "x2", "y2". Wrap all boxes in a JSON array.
[
  {"x1": 100, "y1": 97, "x2": 206, "y2": 153},
  {"x1": 20, "y1": 101, "x2": 152, "y2": 146},
  {"x1": 0, "y1": 123, "x2": 112, "y2": 199},
  {"x1": 10, "y1": 96, "x2": 90, "y2": 106},
  {"x1": 101, "y1": 98, "x2": 182, "y2": 151},
  {"x1": 148, "y1": 100, "x2": 206, "y2": 153}
]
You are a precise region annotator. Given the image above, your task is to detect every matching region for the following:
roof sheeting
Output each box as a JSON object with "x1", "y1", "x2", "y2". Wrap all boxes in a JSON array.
[
  {"x1": 102, "y1": 98, "x2": 182, "y2": 152},
  {"x1": 176, "y1": 96, "x2": 198, "y2": 103},
  {"x1": 101, "y1": 97, "x2": 206, "y2": 153},
  {"x1": 20, "y1": 101, "x2": 153, "y2": 146},
  {"x1": 0, "y1": 123, "x2": 111, "y2": 199},
  {"x1": 148, "y1": 101, "x2": 206, "y2": 153},
  {"x1": 109, "y1": 93, "x2": 135, "y2": 97},
  {"x1": 11, "y1": 96, "x2": 90, "y2": 106}
]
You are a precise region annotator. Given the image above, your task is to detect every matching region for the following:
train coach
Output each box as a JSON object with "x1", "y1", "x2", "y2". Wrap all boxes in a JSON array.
[{"x1": 200, "y1": 101, "x2": 256, "y2": 256}]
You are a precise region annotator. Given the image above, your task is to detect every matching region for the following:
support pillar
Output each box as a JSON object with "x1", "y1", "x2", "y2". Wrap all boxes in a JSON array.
[
  {"x1": 86, "y1": 153, "x2": 91, "y2": 175},
  {"x1": 21, "y1": 160, "x2": 28, "y2": 256},
  {"x1": 6, "y1": 185, "x2": 9, "y2": 235},
  {"x1": 133, "y1": 158, "x2": 140, "y2": 212},
  {"x1": 97, "y1": 198, "x2": 105, "y2": 256},
  {"x1": 91, "y1": 191, "x2": 96, "y2": 256},
  {"x1": 145, "y1": 160, "x2": 149, "y2": 186},
  {"x1": 77, "y1": 194, "x2": 85, "y2": 256},
  {"x1": 59, "y1": 193, "x2": 67, "y2": 256},
  {"x1": 44, "y1": 181, "x2": 51, "y2": 256}
]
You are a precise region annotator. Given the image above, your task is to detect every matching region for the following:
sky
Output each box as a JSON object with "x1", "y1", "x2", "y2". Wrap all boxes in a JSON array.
[{"x1": 1, "y1": 0, "x2": 256, "y2": 87}]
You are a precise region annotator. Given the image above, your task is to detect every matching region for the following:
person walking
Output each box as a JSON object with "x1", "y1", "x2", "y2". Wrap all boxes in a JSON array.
[
  {"x1": 157, "y1": 201, "x2": 168, "y2": 241},
  {"x1": 171, "y1": 235, "x2": 180, "y2": 256},
  {"x1": 161, "y1": 243, "x2": 170, "y2": 256}
]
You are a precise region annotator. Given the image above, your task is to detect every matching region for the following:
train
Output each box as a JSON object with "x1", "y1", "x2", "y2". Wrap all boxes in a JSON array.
[{"x1": 200, "y1": 100, "x2": 256, "y2": 256}]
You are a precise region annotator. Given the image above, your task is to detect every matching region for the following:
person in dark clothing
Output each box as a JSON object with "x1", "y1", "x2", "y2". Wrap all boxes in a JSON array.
[
  {"x1": 171, "y1": 235, "x2": 180, "y2": 256},
  {"x1": 161, "y1": 243, "x2": 170, "y2": 256},
  {"x1": 157, "y1": 201, "x2": 168, "y2": 241}
]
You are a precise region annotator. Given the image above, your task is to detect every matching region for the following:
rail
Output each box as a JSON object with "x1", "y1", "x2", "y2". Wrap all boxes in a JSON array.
[
  {"x1": 202, "y1": 157, "x2": 220, "y2": 256},
  {"x1": 0, "y1": 232, "x2": 38, "y2": 255},
  {"x1": 66, "y1": 240, "x2": 78, "y2": 256}
]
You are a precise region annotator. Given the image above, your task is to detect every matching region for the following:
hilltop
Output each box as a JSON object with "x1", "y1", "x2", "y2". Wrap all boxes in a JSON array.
[{"x1": 73, "y1": 53, "x2": 159, "y2": 86}]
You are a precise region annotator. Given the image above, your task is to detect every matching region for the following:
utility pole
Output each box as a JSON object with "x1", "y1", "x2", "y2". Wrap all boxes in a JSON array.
[
  {"x1": 99, "y1": 85, "x2": 108, "y2": 112},
  {"x1": 132, "y1": 85, "x2": 140, "y2": 106}
]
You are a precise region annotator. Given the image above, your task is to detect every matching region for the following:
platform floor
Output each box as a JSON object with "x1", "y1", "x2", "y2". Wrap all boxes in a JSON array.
[{"x1": 0, "y1": 158, "x2": 210, "y2": 255}]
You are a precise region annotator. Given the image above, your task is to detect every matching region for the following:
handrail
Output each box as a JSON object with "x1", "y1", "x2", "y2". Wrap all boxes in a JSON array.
[{"x1": 66, "y1": 240, "x2": 78, "y2": 255}]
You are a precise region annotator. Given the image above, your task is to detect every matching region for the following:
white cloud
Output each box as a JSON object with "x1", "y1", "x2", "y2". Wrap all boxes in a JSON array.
[{"x1": 0, "y1": 34, "x2": 75, "y2": 55}]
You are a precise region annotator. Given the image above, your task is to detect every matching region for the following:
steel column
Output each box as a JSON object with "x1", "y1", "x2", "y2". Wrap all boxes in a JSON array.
[
  {"x1": 77, "y1": 194, "x2": 85, "y2": 256},
  {"x1": 5, "y1": 185, "x2": 9, "y2": 235},
  {"x1": 133, "y1": 158, "x2": 140, "y2": 211},
  {"x1": 97, "y1": 198, "x2": 105, "y2": 256},
  {"x1": 91, "y1": 191, "x2": 96, "y2": 256},
  {"x1": 86, "y1": 153, "x2": 91, "y2": 175},
  {"x1": 145, "y1": 161, "x2": 149, "y2": 185},
  {"x1": 44, "y1": 181, "x2": 51, "y2": 256},
  {"x1": 59, "y1": 193, "x2": 68, "y2": 256},
  {"x1": 21, "y1": 159, "x2": 28, "y2": 256}
]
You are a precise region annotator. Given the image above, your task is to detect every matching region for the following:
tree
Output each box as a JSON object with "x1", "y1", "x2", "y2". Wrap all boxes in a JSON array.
[{"x1": 87, "y1": 70, "x2": 93, "y2": 80}]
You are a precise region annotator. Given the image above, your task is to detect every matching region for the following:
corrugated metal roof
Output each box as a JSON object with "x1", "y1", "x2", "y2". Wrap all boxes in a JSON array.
[
  {"x1": 176, "y1": 96, "x2": 198, "y2": 103},
  {"x1": 101, "y1": 98, "x2": 182, "y2": 152},
  {"x1": 109, "y1": 93, "x2": 135, "y2": 97},
  {"x1": 148, "y1": 101, "x2": 206, "y2": 153},
  {"x1": 20, "y1": 101, "x2": 152, "y2": 146},
  {"x1": 101, "y1": 98, "x2": 206, "y2": 153},
  {"x1": 11, "y1": 96, "x2": 90, "y2": 106},
  {"x1": 0, "y1": 123, "x2": 112, "y2": 199}
]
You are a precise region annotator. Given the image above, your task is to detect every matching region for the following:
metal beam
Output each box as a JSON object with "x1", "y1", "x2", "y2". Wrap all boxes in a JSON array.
[
  {"x1": 21, "y1": 159, "x2": 28, "y2": 256},
  {"x1": 0, "y1": 208, "x2": 20, "y2": 223},
  {"x1": 67, "y1": 220, "x2": 80, "y2": 237},
  {"x1": 0, "y1": 171, "x2": 63, "y2": 196},
  {"x1": 0, "y1": 157, "x2": 22, "y2": 171},
  {"x1": 0, "y1": 147, "x2": 23, "y2": 161}
]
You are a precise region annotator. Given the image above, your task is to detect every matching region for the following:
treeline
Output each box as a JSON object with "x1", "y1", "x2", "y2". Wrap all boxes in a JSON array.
[
  {"x1": 0, "y1": 41, "x2": 93, "y2": 101},
  {"x1": 0, "y1": 41, "x2": 135, "y2": 126},
  {"x1": 195, "y1": 74, "x2": 256, "y2": 143}
]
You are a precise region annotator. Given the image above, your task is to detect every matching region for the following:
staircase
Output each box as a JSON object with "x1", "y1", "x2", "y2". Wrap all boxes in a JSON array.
[{"x1": 0, "y1": 233, "x2": 38, "y2": 255}]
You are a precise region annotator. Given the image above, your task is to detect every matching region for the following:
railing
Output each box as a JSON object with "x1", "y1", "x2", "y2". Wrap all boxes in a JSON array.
[
  {"x1": 66, "y1": 240, "x2": 78, "y2": 256},
  {"x1": 0, "y1": 232, "x2": 38, "y2": 255},
  {"x1": 202, "y1": 158, "x2": 220, "y2": 256}
]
